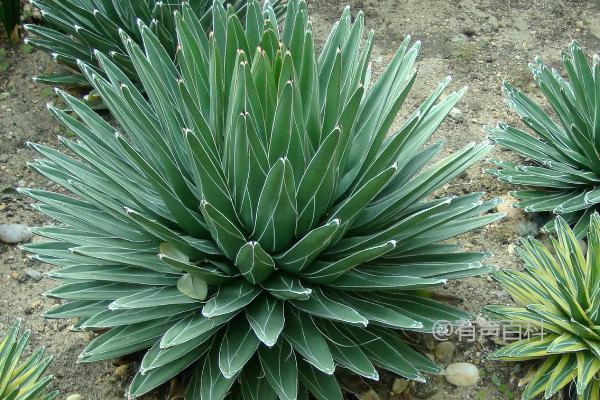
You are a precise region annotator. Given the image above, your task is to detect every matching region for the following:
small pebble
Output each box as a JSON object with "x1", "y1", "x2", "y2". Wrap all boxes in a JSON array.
[
  {"x1": 115, "y1": 364, "x2": 130, "y2": 377},
  {"x1": 24, "y1": 300, "x2": 42, "y2": 315},
  {"x1": 11, "y1": 272, "x2": 27, "y2": 283},
  {"x1": 66, "y1": 395, "x2": 82, "y2": 400},
  {"x1": 434, "y1": 341, "x2": 455, "y2": 363},
  {"x1": 449, "y1": 107, "x2": 464, "y2": 122},
  {"x1": 507, "y1": 243, "x2": 516, "y2": 256},
  {"x1": 445, "y1": 362, "x2": 480, "y2": 387},
  {"x1": 25, "y1": 268, "x2": 43, "y2": 282},
  {"x1": 575, "y1": 20, "x2": 584, "y2": 29},
  {"x1": 0, "y1": 224, "x2": 33, "y2": 244}
]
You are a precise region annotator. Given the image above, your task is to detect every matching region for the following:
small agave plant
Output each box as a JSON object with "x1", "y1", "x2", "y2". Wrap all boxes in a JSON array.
[
  {"x1": 487, "y1": 215, "x2": 600, "y2": 400},
  {"x1": 487, "y1": 42, "x2": 600, "y2": 238},
  {"x1": 0, "y1": 320, "x2": 58, "y2": 400},
  {"x1": 24, "y1": 0, "x2": 285, "y2": 87},
  {"x1": 22, "y1": 0, "x2": 501, "y2": 398}
]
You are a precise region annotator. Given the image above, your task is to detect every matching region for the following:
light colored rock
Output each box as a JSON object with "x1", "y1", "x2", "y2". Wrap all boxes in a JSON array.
[
  {"x1": 25, "y1": 268, "x2": 43, "y2": 281},
  {"x1": 449, "y1": 107, "x2": 464, "y2": 122},
  {"x1": 434, "y1": 341, "x2": 455, "y2": 363},
  {"x1": 575, "y1": 20, "x2": 584, "y2": 29},
  {"x1": 392, "y1": 378, "x2": 409, "y2": 394},
  {"x1": 507, "y1": 243, "x2": 516, "y2": 256},
  {"x1": 0, "y1": 224, "x2": 33, "y2": 244},
  {"x1": 67, "y1": 395, "x2": 82, "y2": 400},
  {"x1": 496, "y1": 196, "x2": 522, "y2": 219},
  {"x1": 115, "y1": 364, "x2": 130, "y2": 377},
  {"x1": 445, "y1": 362, "x2": 480, "y2": 387}
]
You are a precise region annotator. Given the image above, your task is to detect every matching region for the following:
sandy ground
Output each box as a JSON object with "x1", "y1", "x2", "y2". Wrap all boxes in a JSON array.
[{"x1": 1, "y1": 0, "x2": 599, "y2": 398}]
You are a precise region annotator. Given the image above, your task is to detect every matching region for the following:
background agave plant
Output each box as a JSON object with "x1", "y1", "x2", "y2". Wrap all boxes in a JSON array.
[
  {"x1": 487, "y1": 42, "x2": 600, "y2": 238},
  {"x1": 24, "y1": 0, "x2": 285, "y2": 88},
  {"x1": 487, "y1": 215, "x2": 600, "y2": 400},
  {"x1": 0, "y1": 320, "x2": 58, "y2": 400},
  {"x1": 22, "y1": 0, "x2": 501, "y2": 398},
  {"x1": 0, "y1": 0, "x2": 20, "y2": 42}
]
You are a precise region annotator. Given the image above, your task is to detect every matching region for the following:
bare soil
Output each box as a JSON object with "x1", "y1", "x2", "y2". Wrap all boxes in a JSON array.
[{"x1": 1, "y1": 0, "x2": 599, "y2": 399}]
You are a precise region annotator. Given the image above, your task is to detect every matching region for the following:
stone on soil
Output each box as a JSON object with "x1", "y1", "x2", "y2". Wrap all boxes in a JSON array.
[
  {"x1": 449, "y1": 107, "x2": 464, "y2": 122},
  {"x1": 434, "y1": 341, "x2": 455, "y2": 363},
  {"x1": 0, "y1": 224, "x2": 33, "y2": 244},
  {"x1": 445, "y1": 362, "x2": 480, "y2": 387},
  {"x1": 25, "y1": 268, "x2": 42, "y2": 281}
]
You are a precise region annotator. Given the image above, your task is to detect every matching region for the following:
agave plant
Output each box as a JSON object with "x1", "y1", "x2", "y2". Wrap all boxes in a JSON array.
[
  {"x1": 0, "y1": 0, "x2": 20, "y2": 43},
  {"x1": 0, "y1": 320, "x2": 58, "y2": 400},
  {"x1": 487, "y1": 215, "x2": 600, "y2": 400},
  {"x1": 22, "y1": 0, "x2": 501, "y2": 398},
  {"x1": 487, "y1": 42, "x2": 600, "y2": 238},
  {"x1": 24, "y1": 0, "x2": 285, "y2": 87}
]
